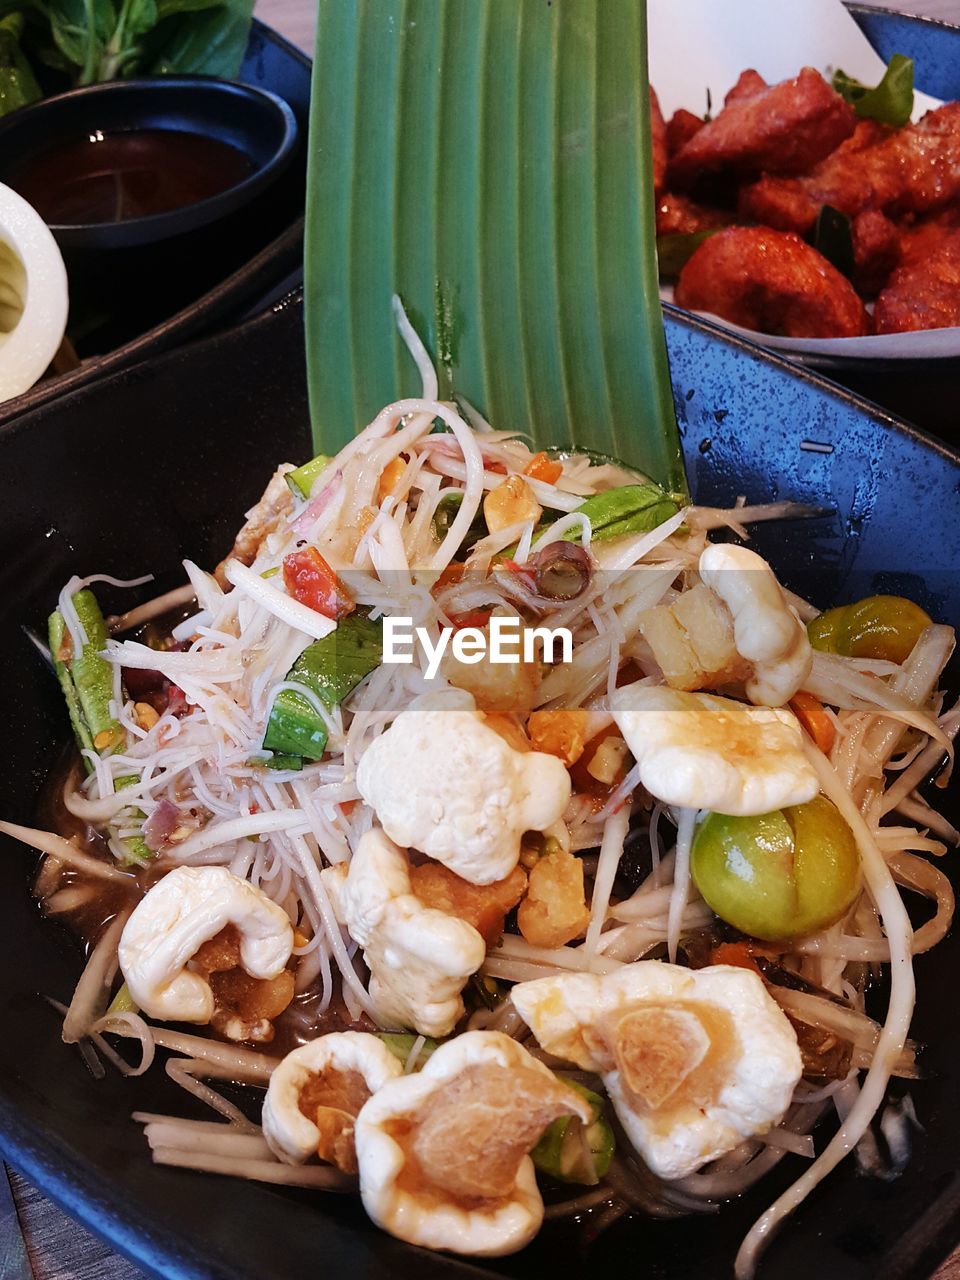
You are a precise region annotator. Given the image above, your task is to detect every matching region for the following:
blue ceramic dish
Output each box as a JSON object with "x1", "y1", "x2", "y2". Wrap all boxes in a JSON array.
[{"x1": 0, "y1": 290, "x2": 955, "y2": 1280}]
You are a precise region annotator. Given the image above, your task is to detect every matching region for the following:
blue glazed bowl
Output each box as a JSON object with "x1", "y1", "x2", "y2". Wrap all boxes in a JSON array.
[{"x1": 0, "y1": 291, "x2": 956, "y2": 1280}]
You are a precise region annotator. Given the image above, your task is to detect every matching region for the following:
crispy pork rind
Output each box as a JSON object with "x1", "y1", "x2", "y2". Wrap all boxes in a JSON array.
[
  {"x1": 354, "y1": 1031, "x2": 591, "y2": 1256},
  {"x1": 513, "y1": 963, "x2": 802, "y2": 1181},
  {"x1": 118, "y1": 865, "x2": 293, "y2": 1025},
  {"x1": 263, "y1": 1031, "x2": 402, "y2": 1170},
  {"x1": 355, "y1": 689, "x2": 570, "y2": 885},
  {"x1": 324, "y1": 828, "x2": 486, "y2": 1037}
]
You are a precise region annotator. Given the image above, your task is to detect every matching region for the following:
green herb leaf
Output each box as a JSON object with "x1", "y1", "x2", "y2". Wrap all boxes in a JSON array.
[
  {"x1": 656, "y1": 229, "x2": 721, "y2": 280},
  {"x1": 43, "y1": 0, "x2": 115, "y2": 83},
  {"x1": 144, "y1": 0, "x2": 253, "y2": 77},
  {"x1": 307, "y1": 0, "x2": 686, "y2": 494},
  {"x1": 568, "y1": 482, "x2": 681, "y2": 543},
  {"x1": 0, "y1": 14, "x2": 41, "y2": 115},
  {"x1": 812, "y1": 204, "x2": 855, "y2": 280},
  {"x1": 833, "y1": 53, "x2": 914, "y2": 128}
]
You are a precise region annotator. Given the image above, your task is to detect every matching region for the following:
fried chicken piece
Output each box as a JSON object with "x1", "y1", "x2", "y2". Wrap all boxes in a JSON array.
[
  {"x1": 875, "y1": 230, "x2": 960, "y2": 333},
  {"x1": 667, "y1": 108, "x2": 706, "y2": 157},
  {"x1": 898, "y1": 207, "x2": 960, "y2": 268},
  {"x1": 740, "y1": 104, "x2": 960, "y2": 234},
  {"x1": 675, "y1": 226, "x2": 869, "y2": 338},
  {"x1": 851, "y1": 208, "x2": 901, "y2": 295},
  {"x1": 725, "y1": 69, "x2": 767, "y2": 106},
  {"x1": 656, "y1": 192, "x2": 731, "y2": 236},
  {"x1": 669, "y1": 67, "x2": 855, "y2": 188},
  {"x1": 738, "y1": 120, "x2": 889, "y2": 235},
  {"x1": 650, "y1": 87, "x2": 668, "y2": 196}
]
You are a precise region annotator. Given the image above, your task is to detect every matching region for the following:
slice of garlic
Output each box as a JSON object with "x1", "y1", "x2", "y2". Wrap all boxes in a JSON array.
[{"x1": 0, "y1": 183, "x2": 68, "y2": 403}]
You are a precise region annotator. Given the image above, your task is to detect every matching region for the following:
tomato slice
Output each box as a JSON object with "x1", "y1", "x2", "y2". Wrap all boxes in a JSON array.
[
  {"x1": 282, "y1": 547, "x2": 354, "y2": 619},
  {"x1": 449, "y1": 609, "x2": 492, "y2": 631}
]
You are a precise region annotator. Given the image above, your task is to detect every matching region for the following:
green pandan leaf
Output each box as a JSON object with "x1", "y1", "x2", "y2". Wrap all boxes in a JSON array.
[{"x1": 305, "y1": 0, "x2": 685, "y2": 494}]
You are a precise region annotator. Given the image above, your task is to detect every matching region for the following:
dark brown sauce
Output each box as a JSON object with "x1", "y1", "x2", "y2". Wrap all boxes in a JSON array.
[{"x1": 7, "y1": 129, "x2": 255, "y2": 225}]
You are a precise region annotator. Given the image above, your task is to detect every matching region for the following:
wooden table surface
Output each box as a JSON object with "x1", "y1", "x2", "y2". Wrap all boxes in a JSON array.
[{"x1": 11, "y1": 1, "x2": 960, "y2": 1278}]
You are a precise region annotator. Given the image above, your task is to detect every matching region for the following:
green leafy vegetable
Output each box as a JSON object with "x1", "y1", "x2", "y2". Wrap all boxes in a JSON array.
[
  {"x1": 567, "y1": 482, "x2": 681, "y2": 543},
  {"x1": 812, "y1": 205, "x2": 855, "y2": 280},
  {"x1": 833, "y1": 53, "x2": 914, "y2": 128},
  {"x1": 532, "y1": 1080, "x2": 615, "y2": 1184},
  {"x1": 0, "y1": 14, "x2": 40, "y2": 113},
  {"x1": 263, "y1": 610, "x2": 383, "y2": 761},
  {"x1": 143, "y1": 0, "x2": 253, "y2": 78},
  {"x1": 656, "y1": 229, "x2": 721, "y2": 280},
  {"x1": 0, "y1": 0, "x2": 253, "y2": 116}
]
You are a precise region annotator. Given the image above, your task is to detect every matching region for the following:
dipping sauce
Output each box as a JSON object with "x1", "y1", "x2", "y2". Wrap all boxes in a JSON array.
[{"x1": 6, "y1": 128, "x2": 256, "y2": 225}]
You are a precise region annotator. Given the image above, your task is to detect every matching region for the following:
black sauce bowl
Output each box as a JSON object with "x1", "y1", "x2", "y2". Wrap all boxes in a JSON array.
[{"x1": 0, "y1": 77, "x2": 298, "y2": 352}]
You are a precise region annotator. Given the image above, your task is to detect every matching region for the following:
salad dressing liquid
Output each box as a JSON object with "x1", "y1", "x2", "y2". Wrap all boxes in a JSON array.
[{"x1": 35, "y1": 749, "x2": 368, "y2": 1057}]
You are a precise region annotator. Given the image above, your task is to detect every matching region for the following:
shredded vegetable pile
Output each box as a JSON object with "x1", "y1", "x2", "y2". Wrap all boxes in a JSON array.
[{"x1": 6, "y1": 304, "x2": 957, "y2": 1274}]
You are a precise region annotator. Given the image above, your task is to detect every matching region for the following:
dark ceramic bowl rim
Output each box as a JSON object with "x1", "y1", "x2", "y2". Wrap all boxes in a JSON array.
[{"x1": 0, "y1": 76, "x2": 298, "y2": 248}]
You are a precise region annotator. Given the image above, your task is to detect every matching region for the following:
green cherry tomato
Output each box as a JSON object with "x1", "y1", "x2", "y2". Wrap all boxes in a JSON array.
[
  {"x1": 690, "y1": 795, "x2": 861, "y2": 941},
  {"x1": 806, "y1": 605, "x2": 848, "y2": 653},
  {"x1": 807, "y1": 594, "x2": 931, "y2": 664}
]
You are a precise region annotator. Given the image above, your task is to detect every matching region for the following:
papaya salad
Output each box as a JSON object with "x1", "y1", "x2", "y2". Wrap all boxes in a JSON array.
[{"x1": 5, "y1": 305, "x2": 957, "y2": 1275}]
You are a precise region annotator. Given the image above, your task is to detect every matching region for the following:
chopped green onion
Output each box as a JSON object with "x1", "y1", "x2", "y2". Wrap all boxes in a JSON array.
[{"x1": 286, "y1": 454, "x2": 332, "y2": 500}]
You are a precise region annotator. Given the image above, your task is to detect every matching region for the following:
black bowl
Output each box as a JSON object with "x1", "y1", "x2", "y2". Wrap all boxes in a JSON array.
[
  {"x1": 0, "y1": 18, "x2": 310, "y2": 403},
  {"x1": 0, "y1": 77, "x2": 297, "y2": 249},
  {"x1": 0, "y1": 294, "x2": 957, "y2": 1280},
  {"x1": 0, "y1": 77, "x2": 297, "y2": 354}
]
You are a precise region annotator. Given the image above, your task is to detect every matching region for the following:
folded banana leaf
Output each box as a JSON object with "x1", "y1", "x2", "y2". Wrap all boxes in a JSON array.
[{"x1": 306, "y1": 0, "x2": 684, "y2": 492}]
